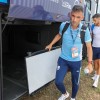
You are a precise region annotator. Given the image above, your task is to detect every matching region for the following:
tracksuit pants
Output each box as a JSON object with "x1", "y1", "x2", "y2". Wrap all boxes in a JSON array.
[{"x1": 55, "y1": 57, "x2": 82, "y2": 98}]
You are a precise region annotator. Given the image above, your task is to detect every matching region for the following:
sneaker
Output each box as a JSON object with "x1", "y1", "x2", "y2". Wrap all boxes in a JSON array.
[
  {"x1": 92, "y1": 76, "x2": 96, "y2": 80},
  {"x1": 92, "y1": 80, "x2": 98, "y2": 88},
  {"x1": 58, "y1": 92, "x2": 69, "y2": 100},
  {"x1": 91, "y1": 75, "x2": 97, "y2": 80},
  {"x1": 70, "y1": 98, "x2": 75, "y2": 100}
]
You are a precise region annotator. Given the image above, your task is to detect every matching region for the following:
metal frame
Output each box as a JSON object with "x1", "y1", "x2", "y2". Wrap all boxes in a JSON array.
[
  {"x1": 96, "y1": 0, "x2": 99, "y2": 13},
  {"x1": 0, "y1": 12, "x2": 3, "y2": 100}
]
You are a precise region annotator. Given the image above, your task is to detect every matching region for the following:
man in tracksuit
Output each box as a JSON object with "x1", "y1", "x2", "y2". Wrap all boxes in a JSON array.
[{"x1": 45, "y1": 5, "x2": 93, "y2": 100}]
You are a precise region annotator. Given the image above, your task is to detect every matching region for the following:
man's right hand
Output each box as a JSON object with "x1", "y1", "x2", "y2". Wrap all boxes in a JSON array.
[
  {"x1": 45, "y1": 34, "x2": 61, "y2": 51},
  {"x1": 45, "y1": 44, "x2": 52, "y2": 51}
]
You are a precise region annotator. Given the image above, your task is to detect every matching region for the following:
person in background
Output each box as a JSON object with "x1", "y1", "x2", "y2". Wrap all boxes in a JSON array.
[
  {"x1": 91, "y1": 13, "x2": 100, "y2": 88},
  {"x1": 45, "y1": 5, "x2": 93, "y2": 100}
]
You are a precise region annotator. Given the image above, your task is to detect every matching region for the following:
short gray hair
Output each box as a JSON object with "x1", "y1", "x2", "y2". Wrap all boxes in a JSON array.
[{"x1": 72, "y1": 5, "x2": 83, "y2": 13}]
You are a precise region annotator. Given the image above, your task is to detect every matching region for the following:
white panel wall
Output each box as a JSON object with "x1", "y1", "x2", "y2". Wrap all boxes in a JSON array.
[{"x1": 25, "y1": 48, "x2": 61, "y2": 94}]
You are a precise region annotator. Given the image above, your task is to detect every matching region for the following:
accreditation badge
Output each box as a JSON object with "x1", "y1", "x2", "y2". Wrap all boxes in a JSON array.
[{"x1": 71, "y1": 46, "x2": 79, "y2": 58}]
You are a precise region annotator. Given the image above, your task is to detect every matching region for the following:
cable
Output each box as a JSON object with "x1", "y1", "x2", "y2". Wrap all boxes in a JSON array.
[{"x1": 2, "y1": 17, "x2": 9, "y2": 33}]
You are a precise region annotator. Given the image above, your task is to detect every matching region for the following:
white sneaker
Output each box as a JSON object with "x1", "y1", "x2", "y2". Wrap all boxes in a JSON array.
[
  {"x1": 70, "y1": 98, "x2": 75, "y2": 100},
  {"x1": 92, "y1": 80, "x2": 98, "y2": 88},
  {"x1": 92, "y1": 76, "x2": 95, "y2": 80},
  {"x1": 58, "y1": 92, "x2": 69, "y2": 100},
  {"x1": 91, "y1": 75, "x2": 97, "y2": 80}
]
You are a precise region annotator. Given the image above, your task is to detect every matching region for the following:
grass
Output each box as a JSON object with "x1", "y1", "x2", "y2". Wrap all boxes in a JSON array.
[{"x1": 21, "y1": 59, "x2": 100, "y2": 100}]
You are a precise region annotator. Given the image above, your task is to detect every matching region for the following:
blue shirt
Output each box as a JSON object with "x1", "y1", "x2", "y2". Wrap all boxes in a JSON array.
[
  {"x1": 91, "y1": 24, "x2": 95, "y2": 31},
  {"x1": 59, "y1": 22, "x2": 91, "y2": 61}
]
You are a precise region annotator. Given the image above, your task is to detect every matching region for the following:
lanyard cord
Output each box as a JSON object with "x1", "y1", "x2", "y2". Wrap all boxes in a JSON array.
[{"x1": 70, "y1": 29, "x2": 79, "y2": 45}]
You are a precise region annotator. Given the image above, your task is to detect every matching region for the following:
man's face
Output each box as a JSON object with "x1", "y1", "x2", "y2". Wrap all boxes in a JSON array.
[
  {"x1": 93, "y1": 18, "x2": 100, "y2": 26},
  {"x1": 70, "y1": 11, "x2": 84, "y2": 27}
]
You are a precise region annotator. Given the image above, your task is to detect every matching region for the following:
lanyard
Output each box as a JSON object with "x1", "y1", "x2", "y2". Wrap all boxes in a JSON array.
[{"x1": 70, "y1": 29, "x2": 79, "y2": 44}]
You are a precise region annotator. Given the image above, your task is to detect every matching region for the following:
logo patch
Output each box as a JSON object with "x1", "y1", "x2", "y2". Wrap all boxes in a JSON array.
[{"x1": 57, "y1": 66, "x2": 60, "y2": 70}]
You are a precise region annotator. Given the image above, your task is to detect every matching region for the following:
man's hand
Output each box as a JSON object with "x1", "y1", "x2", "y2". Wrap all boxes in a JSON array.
[
  {"x1": 45, "y1": 44, "x2": 52, "y2": 51},
  {"x1": 45, "y1": 34, "x2": 61, "y2": 51}
]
